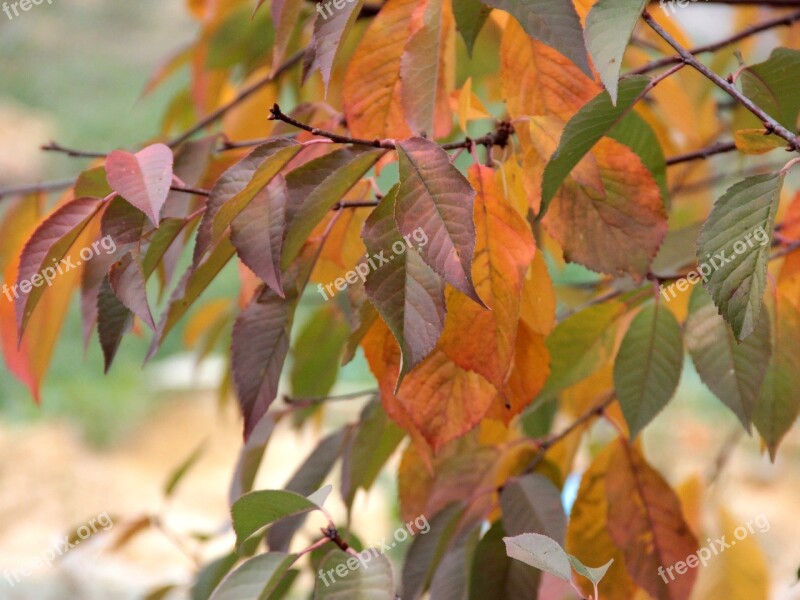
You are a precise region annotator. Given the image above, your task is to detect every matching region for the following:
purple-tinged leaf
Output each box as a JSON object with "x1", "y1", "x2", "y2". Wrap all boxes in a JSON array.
[
  {"x1": 231, "y1": 175, "x2": 288, "y2": 297},
  {"x1": 97, "y1": 277, "x2": 133, "y2": 372},
  {"x1": 109, "y1": 248, "x2": 155, "y2": 331},
  {"x1": 363, "y1": 187, "x2": 445, "y2": 383},
  {"x1": 101, "y1": 196, "x2": 146, "y2": 250},
  {"x1": 304, "y1": 0, "x2": 365, "y2": 90}
]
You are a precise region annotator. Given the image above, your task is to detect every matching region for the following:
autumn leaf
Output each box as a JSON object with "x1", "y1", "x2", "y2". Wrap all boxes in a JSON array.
[
  {"x1": 304, "y1": 0, "x2": 365, "y2": 90},
  {"x1": 606, "y1": 440, "x2": 698, "y2": 600}
]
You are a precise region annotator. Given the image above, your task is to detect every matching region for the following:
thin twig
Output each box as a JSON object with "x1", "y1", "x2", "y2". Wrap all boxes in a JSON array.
[
  {"x1": 631, "y1": 9, "x2": 800, "y2": 76},
  {"x1": 666, "y1": 141, "x2": 737, "y2": 166},
  {"x1": 642, "y1": 10, "x2": 800, "y2": 151},
  {"x1": 0, "y1": 178, "x2": 75, "y2": 199},
  {"x1": 41, "y1": 142, "x2": 106, "y2": 159}
]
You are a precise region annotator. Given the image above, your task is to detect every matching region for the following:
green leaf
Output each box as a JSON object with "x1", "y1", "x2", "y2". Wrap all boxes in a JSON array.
[
  {"x1": 537, "y1": 301, "x2": 626, "y2": 402},
  {"x1": 697, "y1": 173, "x2": 783, "y2": 340},
  {"x1": 209, "y1": 552, "x2": 297, "y2": 600},
  {"x1": 314, "y1": 549, "x2": 396, "y2": 599},
  {"x1": 481, "y1": 0, "x2": 590, "y2": 76},
  {"x1": 584, "y1": 0, "x2": 648, "y2": 104},
  {"x1": 231, "y1": 486, "x2": 331, "y2": 548},
  {"x1": 207, "y1": 5, "x2": 273, "y2": 71},
  {"x1": 453, "y1": 0, "x2": 491, "y2": 56},
  {"x1": 341, "y1": 398, "x2": 405, "y2": 509},
  {"x1": 753, "y1": 291, "x2": 800, "y2": 460},
  {"x1": 290, "y1": 305, "x2": 351, "y2": 397},
  {"x1": 568, "y1": 555, "x2": 613, "y2": 585},
  {"x1": 502, "y1": 533, "x2": 572, "y2": 581},
  {"x1": 541, "y1": 75, "x2": 650, "y2": 211},
  {"x1": 500, "y1": 474, "x2": 566, "y2": 542},
  {"x1": 469, "y1": 522, "x2": 539, "y2": 600},
  {"x1": 363, "y1": 186, "x2": 446, "y2": 382},
  {"x1": 282, "y1": 147, "x2": 385, "y2": 266},
  {"x1": 740, "y1": 48, "x2": 800, "y2": 131},
  {"x1": 395, "y1": 137, "x2": 481, "y2": 303},
  {"x1": 614, "y1": 302, "x2": 684, "y2": 438},
  {"x1": 685, "y1": 286, "x2": 771, "y2": 429}
]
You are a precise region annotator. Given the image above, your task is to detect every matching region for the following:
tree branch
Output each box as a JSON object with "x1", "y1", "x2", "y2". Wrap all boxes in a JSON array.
[
  {"x1": 41, "y1": 142, "x2": 107, "y2": 159},
  {"x1": 0, "y1": 178, "x2": 75, "y2": 200},
  {"x1": 631, "y1": 10, "x2": 800, "y2": 76},
  {"x1": 642, "y1": 10, "x2": 800, "y2": 151},
  {"x1": 267, "y1": 103, "x2": 515, "y2": 151}
]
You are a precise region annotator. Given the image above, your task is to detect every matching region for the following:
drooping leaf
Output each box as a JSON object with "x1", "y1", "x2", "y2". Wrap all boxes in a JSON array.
[
  {"x1": 16, "y1": 197, "x2": 104, "y2": 338},
  {"x1": 208, "y1": 552, "x2": 297, "y2": 600},
  {"x1": 482, "y1": 0, "x2": 591, "y2": 76},
  {"x1": 191, "y1": 553, "x2": 238, "y2": 600},
  {"x1": 540, "y1": 75, "x2": 650, "y2": 211},
  {"x1": 363, "y1": 186, "x2": 446, "y2": 381},
  {"x1": 753, "y1": 290, "x2": 800, "y2": 459},
  {"x1": 613, "y1": 302, "x2": 684, "y2": 438},
  {"x1": 453, "y1": 0, "x2": 491, "y2": 55},
  {"x1": 342, "y1": 0, "x2": 416, "y2": 139},
  {"x1": 290, "y1": 305, "x2": 350, "y2": 398},
  {"x1": 685, "y1": 285, "x2": 771, "y2": 429},
  {"x1": 105, "y1": 143, "x2": 174, "y2": 227},
  {"x1": 584, "y1": 0, "x2": 648, "y2": 104},
  {"x1": 428, "y1": 526, "x2": 480, "y2": 600},
  {"x1": 502, "y1": 533, "x2": 572, "y2": 581},
  {"x1": 697, "y1": 173, "x2": 782, "y2": 340},
  {"x1": 606, "y1": 440, "x2": 698, "y2": 600},
  {"x1": 101, "y1": 195, "x2": 146, "y2": 249},
  {"x1": 231, "y1": 487, "x2": 331, "y2": 548},
  {"x1": 740, "y1": 48, "x2": 800, "y2": 131},
  {"x1": 195, "y1": 139, "x2": 301, "y2": 261},
  {"x1": 231, "y1": 175, "x2": 289, "y2": 298},
  {"x1": 314, "y1": 549, "x2": 396, "y2": 600},
  {"x1": 108, "y1": 248, "x2": 155, "y2": 331},
  {"x1": 271, "y1": 0, "x2": 303, "y2": 68},
  {"x1": 282, "y1": 147, "x2": 385, "y2": 265},
  {"x1": 439, "y1": 165, "x2": 535, "y2": 389},
  {"x1": 97, "y1": 276, "x2": 134, "y2": 371},
  {"x1": 304, "y1": 0, "x2": 365, "y2": 90},
  {"x1": 395, "y1": 137, "x2": 480, "y2": 303}
]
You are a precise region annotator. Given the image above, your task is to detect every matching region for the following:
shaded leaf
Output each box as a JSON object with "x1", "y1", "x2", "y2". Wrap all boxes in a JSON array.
[
  {"x1": 290, "y1": 305, "x2": 350, "y2": 397},
  {"x1": 469, "y1": 522, "x2": 540, "y2": 600},
  {"x1": 500, "y1": 473, "x2": 566, "y2": 543},
  {"x1": 305, "y1": 0, "x2": 365, "y2": 90},
  {"x1": 614, "y1": 302, "x2": 684, "y2": 438},
  {"x1": 109, "y1": 248, "x2": 155, "y2": 330},
  {"x1": 685, "y1": 285, "x2": 770, "y2": 429},
  {"x1": 740, "y1": 48, "x2": 800, "y2": 130},
  {"x1": 191, "y1": 553, "x2": 239, "y2": 600},
  {"x1": 209, "y1": 552, "x2": 297, "y2": 600},
  {"x1": 164, "y1": 441, "x2": 206, "y2": 499},
  {"x1": 453, "y1": 0, "x2": 491, "y2": 56},
  {"x1": 229, "y1": 414, "x2": 276, "y2": 505},
  {"x1": 314, "y1": 549, "x2": 395, "y2": 600}
]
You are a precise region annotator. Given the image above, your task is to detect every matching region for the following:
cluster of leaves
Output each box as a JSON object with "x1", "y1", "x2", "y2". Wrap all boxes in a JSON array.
[{"x1": 2, "y1": 0, "x2": 800, "y2": 597}]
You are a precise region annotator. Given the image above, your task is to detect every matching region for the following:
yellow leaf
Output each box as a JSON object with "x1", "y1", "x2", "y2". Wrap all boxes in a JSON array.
[
  {"x1": 456, "y1": 76, "x2": 490, "y2": 133},
  {"x1": 734, "y1": 129, "x2": 786, "y2": 155}
]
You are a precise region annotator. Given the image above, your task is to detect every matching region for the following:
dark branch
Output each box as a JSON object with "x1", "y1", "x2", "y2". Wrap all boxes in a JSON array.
[
  {"x1": 41, "y1": 142, "x2": 106, "y2": 159},
  {"x1": 666, "y1": 141, "x2": 737, "y2": 166}
]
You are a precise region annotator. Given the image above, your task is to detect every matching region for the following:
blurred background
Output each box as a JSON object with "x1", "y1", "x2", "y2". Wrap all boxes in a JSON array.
[{"x1": 0, "y1": 1, "x2": 799, "y2": 598}]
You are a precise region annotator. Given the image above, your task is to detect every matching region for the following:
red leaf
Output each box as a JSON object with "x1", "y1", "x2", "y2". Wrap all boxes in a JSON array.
[{"x1": 106, "y1": 143, "x2": 174, "y2": 227}]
